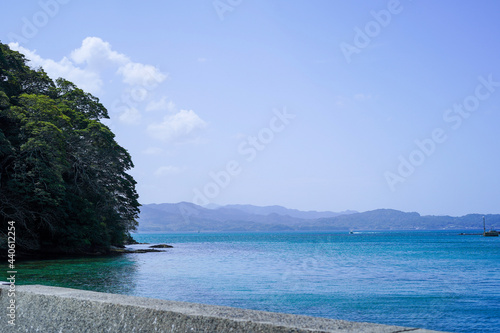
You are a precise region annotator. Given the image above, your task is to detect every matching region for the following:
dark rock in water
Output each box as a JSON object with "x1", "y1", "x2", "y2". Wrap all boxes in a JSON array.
[
  {"x1": 110, "y1": 248, "x2": 164, "y2": 254},
  {"x1": 149, "y1": 244, "x2": 173, "y2": 248},
  {"x1": 130, "y1": 249, "x2": 163, "y2": 253}
]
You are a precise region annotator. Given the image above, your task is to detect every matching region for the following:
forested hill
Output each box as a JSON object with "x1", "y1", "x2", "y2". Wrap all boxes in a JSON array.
[
  {"x1": 0, "y1": 42, "x2": 140, "y2": 257},
  {"x1": 137, "y1": 203, "x2": 500, "y2": 232}
]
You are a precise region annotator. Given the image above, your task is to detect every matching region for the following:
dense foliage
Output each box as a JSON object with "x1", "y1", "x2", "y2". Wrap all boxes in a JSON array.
[{"x1": 0, "y1": 42, "x2": 140, "y2": 256}]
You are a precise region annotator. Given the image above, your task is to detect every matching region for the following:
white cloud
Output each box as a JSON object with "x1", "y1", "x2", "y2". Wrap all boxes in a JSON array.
[
  {"x1": 9, "y1": 37, "x2": 194, "y2": 137},
  {"x1": 70, "y1": 37, "x2": 129, "y2": 68},
  {"x1": 117, "y1": 62, "x2": 167, "y2": 87},
  {"x1": 119, "y1": 107, "x2": 141, "y2": 124},
  {"x1": 146, "y1": 97, "x2": 176, "y2": 112},
  {"x1": 8, "y1": 42, "x2": 103, "y2": 94},
  {"x1": 70, "y1": 37, "x2": 167, "y2": 87},
  {"x1": 147, "y1": 110, "x2": 207, "y2": 142},
  {"x1": 9, "y1": 37, "x2": 168, "y2": 97},
  {"x1": 154, "y1": 165, "x2": 183, "y2": 176}
]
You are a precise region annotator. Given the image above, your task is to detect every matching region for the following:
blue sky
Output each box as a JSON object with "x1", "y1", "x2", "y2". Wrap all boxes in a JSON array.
[{"x1": 1, "y1": 0, "x2": 500, "y2": 216}]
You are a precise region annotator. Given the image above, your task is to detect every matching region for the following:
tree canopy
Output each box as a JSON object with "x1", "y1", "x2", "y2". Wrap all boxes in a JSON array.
[{"x1": 0, "y1": 42, "x2": 140, "y2": 256}]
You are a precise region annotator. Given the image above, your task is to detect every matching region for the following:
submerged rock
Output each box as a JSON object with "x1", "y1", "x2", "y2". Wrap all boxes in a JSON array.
[
  {"x1": 110, "y1": 247, "x2": 163, "y2": 254},
  {"x1": 149, "y1": 244, "x2": 174, "y2": 248}
]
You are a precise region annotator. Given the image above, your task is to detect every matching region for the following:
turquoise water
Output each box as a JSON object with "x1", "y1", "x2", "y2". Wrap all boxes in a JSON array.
[{"x1": 10, "y1": 231, "x2": 500, "y2": 332}]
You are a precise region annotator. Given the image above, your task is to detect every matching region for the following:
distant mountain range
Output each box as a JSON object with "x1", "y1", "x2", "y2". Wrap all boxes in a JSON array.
[{"x1": 136, "y1": 203, "x2": 500, "y2": 233}]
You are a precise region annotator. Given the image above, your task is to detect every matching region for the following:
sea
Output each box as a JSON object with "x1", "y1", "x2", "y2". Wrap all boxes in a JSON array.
[{"x1": 12, "y1": 231, "x2": 500, "y2": 333}]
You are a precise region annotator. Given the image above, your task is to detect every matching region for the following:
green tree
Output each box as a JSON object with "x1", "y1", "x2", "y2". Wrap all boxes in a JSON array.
[{"x1": 0, "y1": 42, "x2": 139, "y2": 256}]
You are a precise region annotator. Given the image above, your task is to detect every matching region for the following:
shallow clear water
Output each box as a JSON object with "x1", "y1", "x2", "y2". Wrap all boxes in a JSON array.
[{"x1": 8, "y1": 231, "x2": 500, "y2": 333}]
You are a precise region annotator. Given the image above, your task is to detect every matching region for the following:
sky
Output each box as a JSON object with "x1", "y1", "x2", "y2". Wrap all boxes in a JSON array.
[{"x1": 1, "y1": 0, "x2": 500, "y2": 216}]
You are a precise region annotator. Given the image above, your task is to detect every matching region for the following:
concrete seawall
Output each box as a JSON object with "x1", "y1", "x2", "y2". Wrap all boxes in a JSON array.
[{"x1": 0, "y1": 285, "x2": 448, "y2": 332}]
